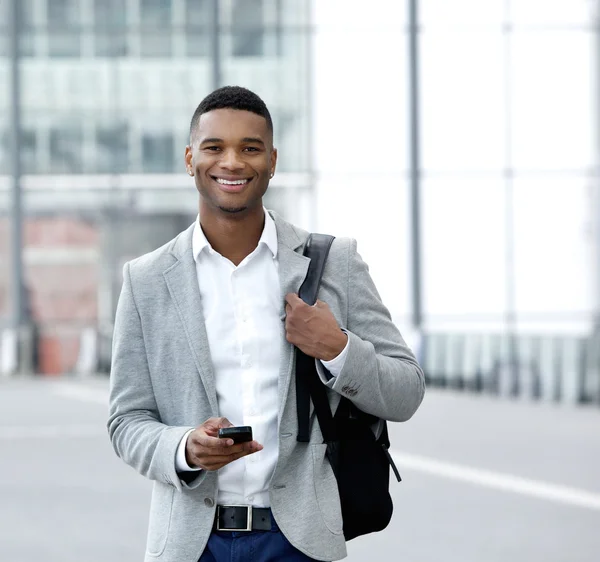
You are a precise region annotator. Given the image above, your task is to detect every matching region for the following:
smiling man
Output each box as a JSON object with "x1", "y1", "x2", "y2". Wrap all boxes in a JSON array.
[{"x1": 108, "y1": 86, "x2": 425, "y2": 562}]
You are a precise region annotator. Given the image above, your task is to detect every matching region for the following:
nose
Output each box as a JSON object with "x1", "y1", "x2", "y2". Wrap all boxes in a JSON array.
[{"x1": 219, "y1": 148, "x2": 245, "y2": 171}]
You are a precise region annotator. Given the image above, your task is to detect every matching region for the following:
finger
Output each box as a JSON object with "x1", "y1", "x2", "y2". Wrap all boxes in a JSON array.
[
  {"x1": 196, "y1": 445, "x2": 263, "y2": 470},
  {"x1": 193, "y1": 443, "x2": 245, "y2": 461},
  {"x1": 201, "y1": 417, "x2": 234, "y2": 440},
  {"x1": 196, "y1": 434, "x2": 235, "y2": 449},
  {"x1": 285, "y1": 293, "x2": 303, "y2": 307},
  {"x1": 201, "y1": 440, "x2": 262, "y2": 457},
  {"x1": 244, "y1": 440, "x2": 263, "y2": 452}
]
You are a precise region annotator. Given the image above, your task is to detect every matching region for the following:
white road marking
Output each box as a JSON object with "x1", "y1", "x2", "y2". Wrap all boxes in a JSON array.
[
  {"x1": 52, "y1": 384, "x2": 109, "y2": 405},
  {"x1": 48, "y1": 384, "x2": 600, "y2": 511},
  {"x1": 392, "y1": 451, "x2": 600, "y2": 512},
  {"x1": 0, "y1": 424, "x2": 105, "y2": 439}
]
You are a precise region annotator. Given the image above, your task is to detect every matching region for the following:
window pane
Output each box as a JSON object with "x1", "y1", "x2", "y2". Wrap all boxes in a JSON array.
[
  {"x1": 94, "y1": 0, "x2": 126, "y2": 55},
  {"x1": 95, "y1": 123, "x2": 128, "y2": 173},
  {"x1": 422, "y1": 177, "x2": 506, "y2": 319},
  {"x1": 49, "y1": 124, "x2": 83, "y2": 173},
  {"x1": 421, "y1": 31, "x2": 505, "y2": 171},
  {"x1": 48, "y1": 0, "x2": 80, "y2": 57},
  {"x1": 94, "y1": 0, "x2": 126, "y2": 26},
  {"x1": 232, "y1": 0, "x2": 264, "y2": 57},
  {"x1": 21, "y1": 129, "x2": 37, "y2": 174},
  {"x1": 19, "y1": 0, "x2": 35, "y2": 56},
  {"x1": 48, "y1": 0, "x2": 79, "y2": 25},
  {"x1": 0, "y1": 128, "x2": 36, "y2": 173},
  {"x1": 142, "y1": 133, "x2": 174, "y2": 172},
  {"x1": 512, "y1": 175, "x2": 591, "y2": 317},
  {"x1": 95, "y1": 33, "x2": 127, "y2": 56},
  {"x1": 186, "y1": 28, "x2": 210, "y2": 56},
  {"x1": 511, "y1": 0, "x2": 595, "y2": 26},
  {"x1": 48, "y1": 33, "x2": 81, "y2": 57},
  {"x1": 140, "y1": 0, "x2": 171, "y2": 56},
  {"x1": 185, "y1": 0, "x2": 211, "y2": 56},
  {"x1": 313, "y1": 27, "x2": 407, "y2": 174},
  {"x1": 511, "y1": 31, "x2": 595, "y2": 170},
  {"x1": 140, "y1": 0, "x2": 171, "y2": 25},
  {"x1": 185, "y1": 0, "x2": 210, "y2": 26},
  {"x1": 421, "y1": 0, "x2": 505, "y2": 27},
  {"x1": 141, "y1": 33, "x2": 171, "y2": 56}
]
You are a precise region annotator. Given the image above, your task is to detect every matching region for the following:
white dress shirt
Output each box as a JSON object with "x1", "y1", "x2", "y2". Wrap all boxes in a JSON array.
[{"x1": 175, "y1": 210, "x2": 349, "y2": 507}]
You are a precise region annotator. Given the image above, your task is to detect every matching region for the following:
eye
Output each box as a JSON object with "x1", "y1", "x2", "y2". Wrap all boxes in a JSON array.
[
  {"x1": 204, "y1": 146, "x2": 220, "y2": 151},
  {"x1": 244, "y1": 147, "x2": 260, "y2": 152}
]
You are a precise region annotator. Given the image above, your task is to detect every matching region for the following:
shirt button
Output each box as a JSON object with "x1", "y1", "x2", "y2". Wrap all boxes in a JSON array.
[{"x1": 204, "y1": 498, "x2": 215, "y2": 508}]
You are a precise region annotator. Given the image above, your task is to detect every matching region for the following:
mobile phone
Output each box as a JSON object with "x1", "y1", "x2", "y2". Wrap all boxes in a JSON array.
[{"x1": 218, "y1": 426, "x2": 253, "y2": 444}]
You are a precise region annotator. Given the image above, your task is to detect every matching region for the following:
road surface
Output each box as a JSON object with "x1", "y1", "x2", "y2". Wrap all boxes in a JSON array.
[{"x1": 0, "y1": 377, "x2": 598, "y2": 561}]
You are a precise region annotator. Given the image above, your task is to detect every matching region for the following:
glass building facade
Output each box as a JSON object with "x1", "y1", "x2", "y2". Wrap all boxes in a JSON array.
[{"x1": 0, "y1": 0, "x2": 313, "y2": 373}]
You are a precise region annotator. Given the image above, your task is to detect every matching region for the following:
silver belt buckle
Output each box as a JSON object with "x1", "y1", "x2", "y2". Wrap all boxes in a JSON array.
[{"x1": 216, "y1": 505, "x2": 253, "y2": 532}]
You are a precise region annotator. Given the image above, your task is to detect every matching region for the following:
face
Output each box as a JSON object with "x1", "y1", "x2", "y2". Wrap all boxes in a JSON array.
[{"x1": 185, "y1": 108, "x2": 277, "y2": 218}]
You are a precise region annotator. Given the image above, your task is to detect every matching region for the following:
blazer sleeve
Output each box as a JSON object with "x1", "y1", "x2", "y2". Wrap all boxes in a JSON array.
[
  {"x1": 107, "y1": 262, "x2": 206, "y2": 491},
  {"x1": 325, "y1": 239, "x2": 425, "y2": 422}
]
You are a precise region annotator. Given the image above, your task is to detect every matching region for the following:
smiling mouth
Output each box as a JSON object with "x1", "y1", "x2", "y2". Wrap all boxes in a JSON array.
[{"x1": 212, "y1": 177, "x2": 251, "y2": 186}]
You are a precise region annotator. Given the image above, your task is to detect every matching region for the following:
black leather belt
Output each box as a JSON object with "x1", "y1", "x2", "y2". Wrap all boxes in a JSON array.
[{"x1": 213, "y1": 505, "x2": 272, "y2": 532}]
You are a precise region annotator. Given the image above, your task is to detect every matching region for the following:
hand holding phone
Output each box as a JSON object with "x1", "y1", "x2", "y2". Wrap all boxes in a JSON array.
[{"x1": 185, "y1": 418, "x2": 262, "y2": 471}]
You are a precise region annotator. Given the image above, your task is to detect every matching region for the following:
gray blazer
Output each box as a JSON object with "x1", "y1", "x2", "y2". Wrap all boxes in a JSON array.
[{"x1": 108, "y1": 211, "x2": 425, "y2": 562}]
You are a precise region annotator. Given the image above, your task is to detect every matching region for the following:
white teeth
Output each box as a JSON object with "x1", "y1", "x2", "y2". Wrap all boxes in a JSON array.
[{"x1": 216, "y1": 178, "x2": 249, "y2": 185}]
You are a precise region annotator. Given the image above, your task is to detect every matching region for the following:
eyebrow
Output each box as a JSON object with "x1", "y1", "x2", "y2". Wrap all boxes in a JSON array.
[
  {"x1": 241, "y1": 137, "x2": 265, "y2": 146},
  {"x1": 199, "y1": 137, "x2": 266, "y2": 146}
]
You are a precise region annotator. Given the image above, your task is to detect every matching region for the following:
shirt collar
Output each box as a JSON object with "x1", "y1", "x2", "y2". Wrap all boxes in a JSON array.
[{"x1": 192, "y1": 208, "x2": 278, "y2": 262}]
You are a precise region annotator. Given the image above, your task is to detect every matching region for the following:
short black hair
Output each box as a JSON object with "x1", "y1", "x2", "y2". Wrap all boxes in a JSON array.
[{"x1": 189, "y1": 86, "x2": 273, "y2": 143}]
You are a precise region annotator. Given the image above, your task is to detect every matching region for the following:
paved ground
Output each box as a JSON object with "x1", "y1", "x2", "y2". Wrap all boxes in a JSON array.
[{"x1": 0, "y1": 376, "x2": 599, "y2": 562}]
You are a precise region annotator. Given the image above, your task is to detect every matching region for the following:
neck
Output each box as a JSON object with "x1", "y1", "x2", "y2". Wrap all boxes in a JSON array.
[{"x1": 199, "y1": 205, "x2": 266, "y2": 266}]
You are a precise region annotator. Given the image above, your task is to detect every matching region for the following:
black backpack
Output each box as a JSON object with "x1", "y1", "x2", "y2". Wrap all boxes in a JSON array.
[{"x1": 295, "y1": 234, "x2": 401, "y2": 541}]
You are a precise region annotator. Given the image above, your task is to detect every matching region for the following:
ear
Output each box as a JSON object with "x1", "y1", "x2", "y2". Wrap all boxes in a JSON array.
[
  {"x1": 270, "y1": 147, "x2": 278, "y2": 177},
  {"x1": 184, "y1": 145, "x2": 193, "y2": 175}
]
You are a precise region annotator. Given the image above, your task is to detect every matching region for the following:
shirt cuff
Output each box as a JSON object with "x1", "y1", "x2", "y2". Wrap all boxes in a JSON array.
[
  {"x1": 175, "y1": 429, "x2": 202, "y2": 472},
  {"x1": 316, "y1": 330, "x2": 350, "y2": 382}
]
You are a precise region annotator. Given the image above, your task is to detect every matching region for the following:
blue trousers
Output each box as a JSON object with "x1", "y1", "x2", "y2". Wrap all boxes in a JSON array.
[{"x1": 199, "y1": 511, "x2": 320, "y2": 562}]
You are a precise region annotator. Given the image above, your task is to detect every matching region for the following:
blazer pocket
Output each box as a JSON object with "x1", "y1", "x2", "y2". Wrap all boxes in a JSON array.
[
  {"x1": 311, "y1": 443, "x2": 344, "y2": 535},
  {"x1": 146, "y1": 483, "x2": 175, "y2": 557}
]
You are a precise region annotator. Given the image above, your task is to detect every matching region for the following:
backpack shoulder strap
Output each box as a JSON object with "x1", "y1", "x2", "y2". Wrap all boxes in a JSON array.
[
  {"x1": 296, "y1": 233, "x2": 335, "y2": 443},
  {"x1": 298, "y1": 234, "x2": 335, "y2": 305}
]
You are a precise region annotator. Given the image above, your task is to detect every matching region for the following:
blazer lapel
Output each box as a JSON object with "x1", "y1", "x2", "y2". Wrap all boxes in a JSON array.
[
  {"x1": 163, "y1": 225, "x2": 218, "y2": 414},
  {"x1": 272, "y1": 212, "x2": 311, "y2": 424}
]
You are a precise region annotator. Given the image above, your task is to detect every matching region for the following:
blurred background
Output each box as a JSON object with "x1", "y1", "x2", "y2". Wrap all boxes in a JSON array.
[{"x1": 1, "y1": 1, "x2": 599, "y2": 561}]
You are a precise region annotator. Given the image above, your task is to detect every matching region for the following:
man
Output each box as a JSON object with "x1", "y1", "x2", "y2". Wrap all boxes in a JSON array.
[{"x1": 108, "y1": 86, "x2": 425, "y2": 562}]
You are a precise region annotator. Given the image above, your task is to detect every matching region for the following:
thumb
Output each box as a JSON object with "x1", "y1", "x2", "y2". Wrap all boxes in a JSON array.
[
  {"x1": 204, "y1": 417, "x2": 233, "y2": 432},
  {"x1": 216, "y1": 417, "x2": 234, "y2": 429},
  {"x1": 285, "y1": 293, "x2": 304, "y2": 306}
]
